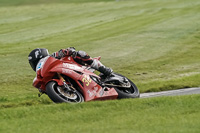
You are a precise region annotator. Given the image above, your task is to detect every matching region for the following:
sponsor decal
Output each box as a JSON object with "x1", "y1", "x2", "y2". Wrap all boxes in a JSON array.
[
  {"x1": 36, "y1": 62, "x2": 42, "y2": 71},
  {"x1": 28, "y1": 56, "x2": 32, "y2": 60},
  {"x1": 35, "y1": 51, "x2": 39, "y2": 58},
  {"x1": 87, "y1": 90, "x2": 94, "y2": 97},
  {"x1": 87, "y1": 87, "x2": 98, "y2": 98},
  {"x1": 94, "y1": 87, "x2": 98, "y2": 91},
  {"x1": 63, "y1": 63, "x2": 82, "y2": 70},
  {"x1": 82, "y1": 75, "x2": 92, "y2": 86},
  {"x1": 62, "y1": 69, "x2": 72, "y2": 74},
  {"x1": 99, "y1": 88, "x2": 104, "y2": 97},
  {"x1": 87, "y1": 86, "x2": 104, "y2": 98},
  {"x1": 35, "y1": 57, "x2": 48, "y2": 71}
]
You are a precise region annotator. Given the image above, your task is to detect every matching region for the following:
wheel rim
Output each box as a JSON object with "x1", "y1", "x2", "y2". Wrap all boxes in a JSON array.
[{"x1": 52, "y1": 83, "x2": 83, "y2": 103}]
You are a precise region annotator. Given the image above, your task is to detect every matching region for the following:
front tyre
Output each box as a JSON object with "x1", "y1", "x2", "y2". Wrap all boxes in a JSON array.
[
  {"x1": 114, "y1": 74, "x2": 140, "y2": 99},
  {"x1": 46, "y1": 81, "x2": 84, "y2": 103}
]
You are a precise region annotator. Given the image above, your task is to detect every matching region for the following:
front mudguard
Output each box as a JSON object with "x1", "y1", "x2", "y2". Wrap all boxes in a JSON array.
[{"x1": 47, "y1": 79, "x2": 64, "y2": 86}]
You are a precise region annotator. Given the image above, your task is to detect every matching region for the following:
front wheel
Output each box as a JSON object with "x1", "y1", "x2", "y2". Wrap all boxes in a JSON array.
[
  {"x1": 114, "y1": 74, "x2": 140, "y2": 99},
  {"x1": 46, "y1": 81, "x2": 84, "y2": 103}
]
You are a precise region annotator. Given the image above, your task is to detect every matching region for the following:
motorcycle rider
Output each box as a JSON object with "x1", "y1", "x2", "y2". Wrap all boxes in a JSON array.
[{"x1": 28, "y1": 47, "x2": 113, "y2": 76}]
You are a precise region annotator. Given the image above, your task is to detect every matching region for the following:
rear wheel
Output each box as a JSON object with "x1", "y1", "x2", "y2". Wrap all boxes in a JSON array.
[
  {"x1": 114, "y1": 74, "x2": 140, "y2": 99},
  {"x1": 46, "y1": 81, "x2": 84, "y2": 103}
]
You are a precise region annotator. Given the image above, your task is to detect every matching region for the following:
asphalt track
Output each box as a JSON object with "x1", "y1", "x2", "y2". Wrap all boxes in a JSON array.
[{"x1": 140, "y1": 88, "x2": 200, "y2": 98}]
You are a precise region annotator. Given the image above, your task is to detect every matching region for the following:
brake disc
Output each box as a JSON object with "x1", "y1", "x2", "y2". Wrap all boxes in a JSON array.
[{"x1": 57, "y1": 87, "x2": 77, "y2": 100}]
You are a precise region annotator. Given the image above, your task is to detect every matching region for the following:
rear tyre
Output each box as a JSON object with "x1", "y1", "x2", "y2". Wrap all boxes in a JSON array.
[
  {"x1": 46, "y1": 81, "x2": 84, "y2": 103},
  {"x1": 114, "y1": 73, "x2": 140, "y2": 99}
]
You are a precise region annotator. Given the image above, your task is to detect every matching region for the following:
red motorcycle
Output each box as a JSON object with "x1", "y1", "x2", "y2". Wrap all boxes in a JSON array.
[{"x1": 33, "y1": 56, "x2": 140, "y2": 103}]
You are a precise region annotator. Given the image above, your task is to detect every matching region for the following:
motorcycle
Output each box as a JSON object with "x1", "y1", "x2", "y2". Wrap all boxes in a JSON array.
[{"x1": 33, "y1": 56, "x2": 140, "y2": 103}]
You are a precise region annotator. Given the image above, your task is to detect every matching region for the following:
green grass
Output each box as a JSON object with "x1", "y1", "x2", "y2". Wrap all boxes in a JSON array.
[
  {"x1": 0, "y1": 0, "x2": 200, "y2": 132},
  {"x1": 1, "y1": 95, "x2": 200, "y2": 133}
]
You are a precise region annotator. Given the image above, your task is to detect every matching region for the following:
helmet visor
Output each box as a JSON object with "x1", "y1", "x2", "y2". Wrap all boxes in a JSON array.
[{"x1": 29, "y1": 60, "x2": 37, "y2": 71}]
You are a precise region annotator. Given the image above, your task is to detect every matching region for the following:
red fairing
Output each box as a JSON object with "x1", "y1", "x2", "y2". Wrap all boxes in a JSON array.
[{"x1": 33, "y1": 56, "x2": 118, "y2": 101}]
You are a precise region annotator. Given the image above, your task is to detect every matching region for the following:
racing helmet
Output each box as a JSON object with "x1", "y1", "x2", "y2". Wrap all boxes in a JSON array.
[{"x1": 28, "y1": 48, "x2": 49, "y2": 71}]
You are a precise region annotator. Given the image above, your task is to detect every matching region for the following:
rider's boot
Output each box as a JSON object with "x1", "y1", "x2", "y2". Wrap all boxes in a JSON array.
[
  {"x1": 91, "y1": 59, "x2": 113, "y2": 77},
  {"x1": 99, "y1": 66, "x2": 113, "y2": 76}
]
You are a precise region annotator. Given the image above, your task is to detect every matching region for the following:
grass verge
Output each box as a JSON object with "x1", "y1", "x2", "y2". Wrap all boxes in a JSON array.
[{"x1": 0, "y1": 95, "x2": 200, "y2": 133}]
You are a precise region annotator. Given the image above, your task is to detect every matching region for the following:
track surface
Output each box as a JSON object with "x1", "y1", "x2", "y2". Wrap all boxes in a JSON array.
[{"x1": 140, "y1": 88, "x2": 200, "y2": 98}]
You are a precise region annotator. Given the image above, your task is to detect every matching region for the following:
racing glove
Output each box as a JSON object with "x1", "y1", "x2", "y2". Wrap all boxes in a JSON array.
[{"x1": 58, "y1": 47, "x2": 76, "y2": 58}]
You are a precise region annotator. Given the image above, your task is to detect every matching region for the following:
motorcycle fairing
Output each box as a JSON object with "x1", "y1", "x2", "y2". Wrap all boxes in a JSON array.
[
  {"x1": 33, "y1": 56, "x2": 118, "y2": 101},
  {"x1": 77, "y1": 74, "x2": 118, "y2": 101}
]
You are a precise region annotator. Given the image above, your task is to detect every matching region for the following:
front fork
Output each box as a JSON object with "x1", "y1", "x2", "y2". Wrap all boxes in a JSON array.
[
  {"x1": 38, "y1": 73, "x2": 76, "y2": 97},
  {"x1": 57, "y1": 73, "x2": 76, "y2": 92}
]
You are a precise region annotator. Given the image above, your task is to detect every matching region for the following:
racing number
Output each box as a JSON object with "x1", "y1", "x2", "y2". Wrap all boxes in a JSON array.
[{"x1": 82, "y1": 75, "x2": 92, "y2": 86}]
